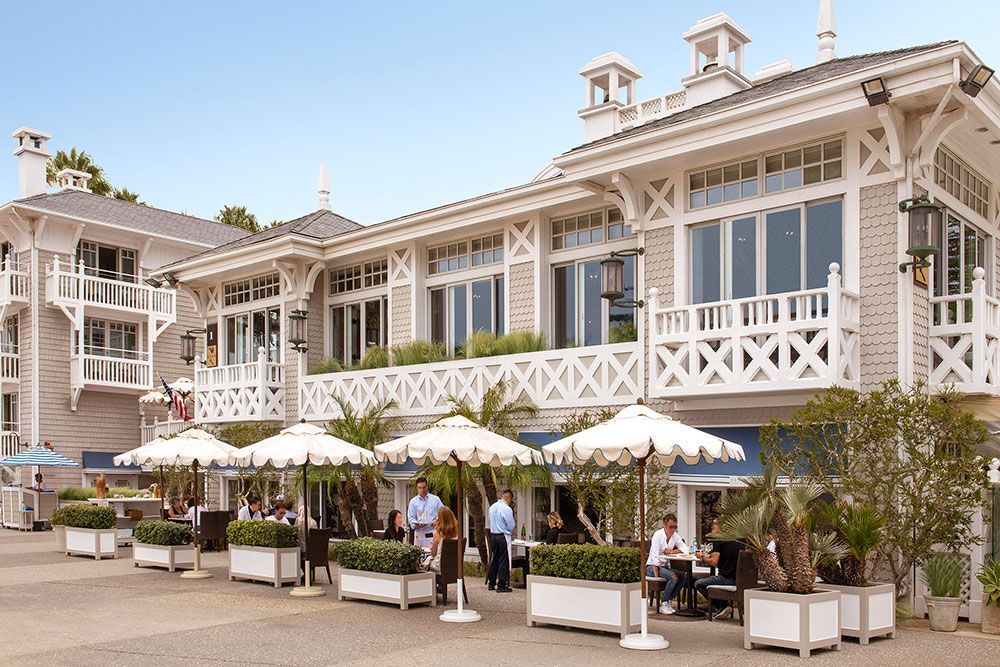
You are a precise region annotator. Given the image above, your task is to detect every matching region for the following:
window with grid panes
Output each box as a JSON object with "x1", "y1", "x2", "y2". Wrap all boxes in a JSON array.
[
  {"x1": 330, "y1": 265, "x2": 363, "y2": 295},
  {"x1": 471, "y1": 233, "x2": 504, "y2": 267},
  {"x1": 764, "y1": 140, "x2": 842, "y2": 193},
  {"x1": 427, "y1": 241, "x2": 469, "y2": 275},
  {"x1": 551, "y1": 211, "x2": 603, "y2": 250},
  {"x1": 934, "y1": 147, "x2": 990, "y2": 218},
  {"x1": 223, "y1": 272, "x2": 280, "y2": 306},
  {"x1": 363, "y1": 259, "x2": 388, "y2": 288},
  {"x1": 689, "y1": 159, "x2": 758, "y2": 209}
]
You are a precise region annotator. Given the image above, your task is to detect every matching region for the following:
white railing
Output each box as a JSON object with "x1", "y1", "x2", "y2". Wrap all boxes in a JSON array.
[
  {"x1": 46, "y1": 256, "x2": 175, "y2": 319},
  {"x1": 0, "y1": 432, "x2": 21, "y2": 459},
  {"x1": 72, "y1": 351, "x2": 152, "y2": 389},
  {"x1": 648, "y1": 264, "x2": 860, "y2": 399},
  {"x1": 299, "y1": 342, "x2": 642, "y2": 421},
  {"x1": 0, "y1": 257, "x2": 29, "y2": 306},
  {"x1": 618, "y1": 90, "x2": 687, "y2": 128},
  {"x1": 195, "y1": 347, "x2": 285, "y2": 423},
  {"x1": 929, "y1": 267, "x2": 1000, "y2": 395},
  {"x1": 0, "y1": 350, "x2": 18, "y2": 382},
  {"x1": 140, "y1": 414, "x2": 188, "y2": 446}
]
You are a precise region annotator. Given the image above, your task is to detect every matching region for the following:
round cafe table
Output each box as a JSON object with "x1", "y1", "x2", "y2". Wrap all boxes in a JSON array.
[{"x1": 666, "y1": 554, "x2": 715, "y2": 618}]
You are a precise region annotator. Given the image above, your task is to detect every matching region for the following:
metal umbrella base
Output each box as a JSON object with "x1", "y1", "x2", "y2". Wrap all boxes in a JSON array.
[{"x1": 290, "y1": 559, "x2": 326, "y2": 597}]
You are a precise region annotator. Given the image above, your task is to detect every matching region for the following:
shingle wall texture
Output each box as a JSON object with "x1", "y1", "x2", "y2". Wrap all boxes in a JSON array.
[
  {"x1": 391, "y1": 286, "x2": 412, "y2": 345},
  {"x1": 644, "y1": 225, "x2": 674, "y2": 308},
  {"x1": 507, "y1": 262, "x2": 535, "y2": 331},
  {"x1": 859, "y1": 182, "x2": 899, "y2": 390}
]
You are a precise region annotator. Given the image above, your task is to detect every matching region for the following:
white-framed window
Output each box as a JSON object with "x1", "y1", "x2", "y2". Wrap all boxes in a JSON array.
[
  {"x1": 427, "y1": 233, "x2": 503, "y2": 276},
  {"x1": 764, "y1": 140, "x2": 842, "y2": 194},
  {"x1": 79, "y1": 317, "x2": 139, "y2": 359},
  {"x1": 1, "y1": 315, "x2": 17, "y2": 354},
  {"x1": 330, "y1": 297, "x2": 387, "y2": 367},
  {"x1": 471, "y1": 233, "x2": 504, "y2": 267},
  {"x1": 1, "y1": 392, "x2": 17, "y2": 432},
  {"x1": 363, "y1": 259, "x2": 388, "y2": 288},
  {"x1": 932, "y1": 210, "x2": 990, "y2": 298},
  {"x1": 689, "y1": 159, "x2": 758, "y2": 209},
  {"x1": 0, "y1": 242, "x2": 17, "y2": 268},
  {"x1": 76, "y1": 240, "x2": 137, "y2": 282},
  {"x1": 429, "y1": 276, "x2": 505, "y2": 354},
  {"x1": 329, "y1": 260, "x2": 388, "y2": 295},
  {"x1": 690, "y1": 197, "x2": 843, "y2": 304},
  {"x1": 552, "y1": 255, "x2": 636, "y2": 347},
  {"x1": 551, "y1": 208, "x2": 632, "y2": 251},
  {"x1": 934, "y1": 147, "x2": 990, "y2": 219},
  {"x1": 224, "y1": 307, "x2": 281, "y2": 364},
  {"x1": 223, "y1": 273, "x2": 281, "y2": 307}
]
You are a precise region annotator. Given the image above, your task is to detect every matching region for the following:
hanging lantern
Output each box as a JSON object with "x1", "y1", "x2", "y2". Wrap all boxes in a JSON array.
[
  {"x1": 288, "y1": 309, "x2": 308, "y2": 352},
  {"x1": 898, "y1": 195, "x2": 942, "y2": 273},
  {"x1": 601, "y1": 256, "x2": 626, "y2": 302},
  {"x1": 179, "y1": 329, "x2": 203, "y2": 365}
]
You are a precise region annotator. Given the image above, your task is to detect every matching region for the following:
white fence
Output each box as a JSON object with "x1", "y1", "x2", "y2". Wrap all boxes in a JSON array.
[
  {"x1": 46, "y1": 256, "x2": 175, "y2": 319},
  {"x1": 617, "y1": 90, "x2": 686, "y2": 128},
  {"x1": 140, "y1": 415, "x2": 189, "y2": 446},
  {"x1": 299, "y1": 342, "x2": 642, "y2": 421},
  {"x1": 0, "y1": 350, "x2": 18, "y2": 382},
  {"x1": 0, "y1": 432, "x2": 20, "y2": 459},
  {"x1": 648, "y1": 265, "x2": 860, "y2": 398},
  {"x1": 929, "y1": 267, "x2": 1000, "y2": 395},
  {"x1": 195, "y1": 350, "x2": 285, "y2": 423},
  {"x1": 72, "y1": 352, "x2": 152, "y2": 390},
  {"x1": 0, "y1": 258, "x2": 29, "y2": 306}
]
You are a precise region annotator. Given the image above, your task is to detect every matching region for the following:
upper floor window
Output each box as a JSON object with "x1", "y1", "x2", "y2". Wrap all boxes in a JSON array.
[
  {"x1": 934, "y1": 147, "x2": 990, "y2": 218},
  {"x1": 223, "y1": 273, "x2": 280, "y2": 307},
  {"x1": 0, "y1": 242, "x2": 16, "y2": 268},
  {"x1": 689, "y1": 160, "x2": 758, "y2": 209},
  {"x1": 224, "y1": 307, "x2": 281, "y2": 365},
  {"x1": 427, "y1": 233, "x2": 504, "y2": 276},
  {"x1": 80, "y1": 317, "x2": 139, "y2": 358},
  {"x1": 330, "y1": 259, "x2": 388, "y2": 295},
  {"x1": 1, "y1": 315, "x2": 17, "y2": 354},
  {"x1": 330, "y1": 298, "x2": 387, "y2": 367},
  {"x1": 551, "y1": 208, "x2": 631, "y2": 251},
  {"x1": 471, "y1": 233, "x2": 504, "y2": 267},
  {"x1": 77, "y1": 241, "x2": 136, "y2": 282},
  {"x1": 1, "y1": 392, "x2": 17, "y2": 432},
  {"x1": 764, "y1": 140, "x2": 842, "y2": 194},
  {"x1": 429, "y1": 275, "x2": 505, "y2": 354},
  {"x1": 932, "y1": 211, "x2": 989, "y2": 298},
  {"x1": 553, "y1": 255, "x2": 636, "y2": 347}
]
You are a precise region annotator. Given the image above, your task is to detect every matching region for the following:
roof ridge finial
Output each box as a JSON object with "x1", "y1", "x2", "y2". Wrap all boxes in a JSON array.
[
  {"x1": 318, "y1": 161, "x2": 331, "y2": 211},
  {"x1": 816, "y1": 0, "x2": 837, "y2": 64}
]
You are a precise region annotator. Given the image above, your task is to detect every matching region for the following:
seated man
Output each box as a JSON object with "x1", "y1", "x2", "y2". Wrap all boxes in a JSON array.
[
  {"x1": 645, "y1": 513, "x2": 689, "y2": 615},
  {"x1": 695, "y1": 519, "x2": 744, "y2": 620},
  {"x1": 237, "y1": 497, "x2": 264, "y2": 521},
  {"x1": 266, "y1": 504, "x2": 291, "y2": 525}
]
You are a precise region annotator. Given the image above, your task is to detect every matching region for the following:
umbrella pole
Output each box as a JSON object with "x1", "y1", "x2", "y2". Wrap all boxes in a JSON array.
[
  {"x1": 180, "y1": 461, "x2": 212, "y2": 579},
  {"x1": 440, "y1": 457, "x2": 480, "y2": 623},
  {"x1": 291, "y1": 460, "x2": 324, "y2": 597},
  {"x1": 158, "y1": 464, "x2": 165, "y2": 517}
]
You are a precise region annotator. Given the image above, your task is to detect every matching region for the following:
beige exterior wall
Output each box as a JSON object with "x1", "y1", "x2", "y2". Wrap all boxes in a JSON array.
[
  {"x1": 390, "y1": 285, "x2": 412, "y2": 345},
  {"x1": 507, "y1": 262, "x2": 535, "y2": 331},
  {"x1": 644, "y1": 225, "x2": 674, "y2": 309},
  {"x1": 858, "y1": 182, "x2": 899, "y2": 390}
]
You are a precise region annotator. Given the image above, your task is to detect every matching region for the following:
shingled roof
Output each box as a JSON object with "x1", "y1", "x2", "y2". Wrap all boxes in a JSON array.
[
  {"x1": 12, "y1": 189, "x2": 250, "y2": 247},
  {"x1": 567, "y1": 41, "x2": 958, "y2": 153}
]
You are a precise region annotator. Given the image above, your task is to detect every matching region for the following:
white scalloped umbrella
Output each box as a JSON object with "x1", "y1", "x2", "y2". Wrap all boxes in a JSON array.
[
  {"x1": 170, "y1": 377, "x2": 195, "y2": 395},
  {"x1": 374, "y1": 414, "x2": 543, "y2": 623},
  {"x1": 138, "y1": 389, "x2": 169, "y2": 404},
  {"x1": 542, "y1": 402, "x2": 745, "y2": 651}
]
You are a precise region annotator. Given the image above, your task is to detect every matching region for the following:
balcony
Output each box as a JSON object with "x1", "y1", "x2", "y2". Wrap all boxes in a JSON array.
[
  {"x1": 0, "y1": 431, "x2": 21, "y2": 460},
  {"x1": 71, "y1": 351, "x2": 152, "y2": 395},
  {"x1": 0, "y1": 349, "x2": 18, "y2": 384},
  {"x1": 195, "y1": 353, "x2": 285, "y2": 423},
  {"x1": 299, "y1": 342, "x2": 642, "y2": 422},
  {"x1": 929, "y1": 268, "x2": 1000, "y2": 395},
  {"x1": 0, "y1": 259, "x2": 29, "y2": 311},
  {"x1": 140, "y1": 414, "x2": 188, "y2": 446},
  {"x1": 45, "y1": 256, "x2": 176, "y2": 321},
  {"x1": 647, "y1": 266, "x2": 860, "y2": 403}
]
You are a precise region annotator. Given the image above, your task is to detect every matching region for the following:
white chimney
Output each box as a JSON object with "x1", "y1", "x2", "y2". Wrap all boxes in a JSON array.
[
  {"x1": 681, "y1": 14, "x2": 752, "y2": 107},
  {"x1": 816, "y1": 0, "x2": 837, "y2": 64},
  {"x1": 577, "y1": 52, "x2": 643, "y2": 142},
  {"x1": 318, "y1": 161, "x2": 331, "y2": 211},
  {"x1": 11, "y1": 127, "x2": 51, "y2": 198},
  {"x1": 56, "y1": 168, "x2": 91, "y2": 192}
]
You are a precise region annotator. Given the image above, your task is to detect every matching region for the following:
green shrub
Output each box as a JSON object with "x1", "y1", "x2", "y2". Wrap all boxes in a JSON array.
[
  {"x1": 360, "y1": 345, "x2": 390, "y2": 369},
  {"x1": 226, "y1": 519, "x2": 298, "y2": 548},
  {"x1": 530, "y1": 543, "x2": 641, "y2": 583},
  {"x1": 309, "y1": 357, "x2": 345, "y2": 375},
  {"x1": 977, "y1": 560, "x2": 1000, "y2": 609},
  {"x1": 57, "y1": 487, "x2": 147, "y2": 501},
  {"x1": 494, "y1": 330, "x2": 546, "y2": 355},
  {"x1": 334, "y1": 537, "x2": 423, "y2": 575},
  {"x1": 608, "y1": 322, "x2": 638, "y2": 344},
  {"x1": 392, "y1": 340, "x2": 446, "y2": 366},
  {"x1": 134, "y1": 519, "x2": 193, "y2": 546},
  {"x1": 463, "y1": 331, "x2": 497, "y2": 358},
  {"x1": 50, "y1": 504, "x2": 117, "y2": 529},
  {"x1": 921, "y1": 553, "x2": 963, "y2": 597}
]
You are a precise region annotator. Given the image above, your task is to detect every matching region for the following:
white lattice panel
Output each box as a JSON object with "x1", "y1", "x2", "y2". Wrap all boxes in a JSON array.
[
  {"x1": 929, "y1": 272, "x2": 1000, "y2": 396},
  {"x1": 195, "y1": 360, "x2": 285, "y2": 423}
]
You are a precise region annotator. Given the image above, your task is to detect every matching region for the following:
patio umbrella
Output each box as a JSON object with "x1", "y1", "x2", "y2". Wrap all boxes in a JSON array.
[
  {"x1": 0, "y1": 446, "x2": 81, "y2": 468},
  {"x1": 229, "y1": 421, "x2": 377, "y2": 597},
  {"x1": 374, "y1": 414, "x2": 543, "y2": 623},
  {"x1": 138, "y1": 389, "x2": 169, "y2": 405},
  {"x1": 542, "y1": 401, "x2": 745, "y2": 651},
  {"x1": 114, "y1": 428, "x2": 236, "y2": 579}
]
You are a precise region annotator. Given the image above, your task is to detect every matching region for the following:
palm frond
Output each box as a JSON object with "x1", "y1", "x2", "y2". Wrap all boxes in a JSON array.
[{"x1": 809, "y1": 531, "x2": 849, "y2": 568}]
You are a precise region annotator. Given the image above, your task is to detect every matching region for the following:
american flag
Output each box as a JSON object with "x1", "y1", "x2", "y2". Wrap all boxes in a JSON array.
[{"x1": 161, "y1": 374, "x2": 190, "y2": 421}]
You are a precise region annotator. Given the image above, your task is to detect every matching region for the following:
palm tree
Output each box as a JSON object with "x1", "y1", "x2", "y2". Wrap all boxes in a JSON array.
[
  {"x1": 111, "y1": 187, "x2": 143, "y2": 204},
  {"x1": 215, "y1": 205, "x2": 261, "y2": 232},
  {"x1": 46, "y1": 148, "x2": 112, "y2": 195}
]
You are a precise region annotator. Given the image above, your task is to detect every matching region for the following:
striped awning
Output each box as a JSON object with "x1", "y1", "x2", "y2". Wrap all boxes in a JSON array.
[{"x1": 0, "y1": 446, "x2": 81, "y2": 468}]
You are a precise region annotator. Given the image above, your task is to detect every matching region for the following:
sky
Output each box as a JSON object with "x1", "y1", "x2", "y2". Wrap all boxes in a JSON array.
[{"x1": 2, "y1": 1, "x2": 998, "y2": 226}]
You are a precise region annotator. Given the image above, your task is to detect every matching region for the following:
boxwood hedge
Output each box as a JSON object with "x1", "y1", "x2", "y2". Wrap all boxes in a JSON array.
[
  {"x1": 50, "y1": 504, "x2": 117, "y2": 530},
  {"x1": 226, "y1": 519, "x2": 299, "y2": 549},
  {"x1": 134, "y1": 519, "x2": 193, "y2": 546},
  {"x1": 530, "y1": 543, "x2": 641, "y2": 583},
  {"x1": 335, "y1": 537, "x2": 423, "y2": 575}
]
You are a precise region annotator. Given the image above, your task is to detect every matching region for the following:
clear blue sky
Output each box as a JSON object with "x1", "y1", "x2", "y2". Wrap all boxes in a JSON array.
[{"x1": 2, "y1": 1, "x2": 997, "y2": 226}]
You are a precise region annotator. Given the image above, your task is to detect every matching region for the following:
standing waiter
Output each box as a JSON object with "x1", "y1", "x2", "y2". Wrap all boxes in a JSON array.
[{"x1": 487, "y1": 489, "x2": 515, "y2": 592}]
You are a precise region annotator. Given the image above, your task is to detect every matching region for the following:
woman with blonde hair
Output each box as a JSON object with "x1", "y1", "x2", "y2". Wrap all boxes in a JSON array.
[
  {"x1": 428, "y1": 506, "x2": 458, "y2": 573},
  {"x1": 540, "y1": 511, "x2": 564, "y2": 544}
]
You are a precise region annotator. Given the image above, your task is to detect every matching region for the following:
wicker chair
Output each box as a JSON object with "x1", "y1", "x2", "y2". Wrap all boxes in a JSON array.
[
  {"x1": 305, "y1": 528, "x2": 333, "y2": 584},
  {"x1": 706, "y1": 550, "x2": 760, "y2": 625}
]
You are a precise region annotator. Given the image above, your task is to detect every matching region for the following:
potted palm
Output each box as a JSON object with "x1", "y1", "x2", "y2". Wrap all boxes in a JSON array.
[
  {"x1": 977, "y1": 559, "x2": 1000, "y2": 635},
  {"x1": 812, "y1": 501, "x2": 895, "y2": 644},
  {"x1": 714, "y1": 467, "x2": 847, "y2": 658},
  {"x1": 921, "y1": 553, "x2": 964, "y2": 631}
]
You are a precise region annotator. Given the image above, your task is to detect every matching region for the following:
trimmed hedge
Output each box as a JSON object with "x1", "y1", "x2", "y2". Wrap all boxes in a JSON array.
[
  {"x1": 50, "y1": 504, "x2": 117, "y2": 530},
  {"x1": 134, "y1": 519, "x2": 193, "y2": 546},
  {"x1": 530, "y1": 544, "x2": 641, "y2": 584},
  {"x1": 335, "y1": 537, "x2": 423, "y2": 575},
  {"x1": 226, "y1": 519, "x2": 298, "y2": 549},
  {"x1": 58, "y1": 487, "x2": 148, "y2": 501}
]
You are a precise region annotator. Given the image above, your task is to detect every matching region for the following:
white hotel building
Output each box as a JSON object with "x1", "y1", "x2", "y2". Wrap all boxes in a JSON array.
[{"x1": 1, "y1": 2, "x2": 998, "y2": 619}]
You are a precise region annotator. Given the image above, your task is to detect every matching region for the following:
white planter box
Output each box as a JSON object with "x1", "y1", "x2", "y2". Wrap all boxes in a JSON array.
[
  {"x1": 745, "y1": 588, "x2": 841, "y2": 658},
  {"x1": 337, "y1": 569, "x2": 437, "y2": 610},
  {"x1": 822, "y1": 583, "x2": 895, "y2": 643},
  {"x1": 133, "y1": 543, "x2": 196, "y2": 572},
  {"x1": 65, "y1": 526, "x2": 118, "y2": 560},
  {"x1": 228, "y1": 545, "x2": 301, "y2": 587},
  {"x1": 526, "y1": 575, "x2": 642, "y2": 639}
]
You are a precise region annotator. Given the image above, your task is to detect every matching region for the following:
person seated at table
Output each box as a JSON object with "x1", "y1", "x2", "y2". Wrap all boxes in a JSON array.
[
  {"x1": 266, "y1": 504, "x2": 291, "y2": 524},
  {"x1": 166, "y1": 496, "x2": 187, "y2": 519},
  {"x1": 695, "y1": 518, "x2": 744, "y2": 620},
  {"x1": 382, "y1": 509, "x2": 405, "y2": 542},
  {"x1": 645, "y1": 512, "x2": 689, "y2": 615},
  {"x1": 31, "y1": 472, "x2": 47, "y2": 492},
  {"x1": 238, "y1": 496, "x2": 264, "y2": 521},
  {"x1": 427, "y1": 506, "x2": 458, "y2": 574},
  {"x1": 185, "y1": 496, "x2": 206, "y2": 523},
  {"x1": 294, "y1": 505, "x2": 317, "y2": 549},
  {"x1": 540, "y1": 511, "x2": 564, "y2": 544}
]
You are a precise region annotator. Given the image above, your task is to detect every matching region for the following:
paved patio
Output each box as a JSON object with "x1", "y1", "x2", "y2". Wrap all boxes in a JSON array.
[{"x1": 0, "y1": 530, "x2": 996, "y2": 666}]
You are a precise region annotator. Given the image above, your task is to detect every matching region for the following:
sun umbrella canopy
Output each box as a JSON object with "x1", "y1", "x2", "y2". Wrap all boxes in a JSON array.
[
  {"x1": 542, "y1": 403, "x2": 745, "y2": 466},
  {"x1": 229, "y1": 422, "x2": 377, "y2": 468},
  {"x1": 170, "y1": 378, "x2": 195, "y2": 394},
  {"x1": 138, "y1": 390, "x2": 169, "y2": 404},
  {"x1": 1, "y1": 446, "x2": 80, "y2": 468},
  {"x1": 373, "y1": 415, "x2": 543, "y2": 467},
  {"x1": 113, "y1": 428, "x2": 236, "y2": 467}
]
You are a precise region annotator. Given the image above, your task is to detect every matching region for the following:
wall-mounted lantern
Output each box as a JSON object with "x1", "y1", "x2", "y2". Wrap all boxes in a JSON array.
[
  {"x1": 288, "y1": 309, "x2": 308, "y2": 353},
  {"x1": 600, "y1": 248, "x2": 645, "y2": 308},
  {"x1": 179, "y1": 328, "x2": 206, "y2": 365},
  {"x1": 898, "y1": 195, "x2": 941, "y2": 273}
]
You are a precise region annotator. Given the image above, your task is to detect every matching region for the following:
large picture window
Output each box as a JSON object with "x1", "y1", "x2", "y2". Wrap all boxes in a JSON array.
[
  {"x1": 330, "y1": 298, "x2": 387, "y2": 367},
  {"x1": 553, "y1": 255, "x2": 636, "y2": 347},
  {"x1": 429, "y1": 276, "x2": 505, "y2": 354},
  {"x1": 80, "y1": 318, "x2": 139, "y2": 358},
  {"x1": 77, "y1": 241, "x2": 136, "y2": 282},
  {"x1": 224, "y1": 307, "x2": 280, "y2": 364}
]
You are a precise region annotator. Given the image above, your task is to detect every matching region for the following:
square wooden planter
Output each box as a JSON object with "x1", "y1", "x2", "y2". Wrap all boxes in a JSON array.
[
  {"x1": 65, "y1": 527, "x2": 118, "y2": 560},
  {"x1": 745, "y1": 588, "x2": 841, "y2": 658},
  {"x1": 821, "y1": 583, "x2": 895, "y2": 643},
  {"x1": 337, "y1": 569, "x2": 437, "y2": 610},
  {"x1": 133, "y1": 543, "x2": 196, "y2": 572},
  {"x1": 526, "y1": 575, "x2": 642, "y2": 639},
  {"x1": 228, "y1": 545, "x2": 301, "y2": 587}
]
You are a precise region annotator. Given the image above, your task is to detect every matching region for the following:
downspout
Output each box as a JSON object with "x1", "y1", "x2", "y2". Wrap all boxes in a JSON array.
[{"x1": 30, "y1": 220, "x2": 39, "y2": 448}]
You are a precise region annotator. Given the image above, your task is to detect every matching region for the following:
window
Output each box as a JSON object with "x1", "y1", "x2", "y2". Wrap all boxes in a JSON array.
[
  {"x1": 764, "y1": 140, "x2": 842, "y2": 194},
  {"x1": 933, "y1": 212, "x2": 989, "y2": 298},
  {"x1": 1, "y1": 392, "x2": 17, "y2": 432},
  {"x1": 934, "y1": 147, "x2": 990, "y2": 218},
  {"x1": 330, "y1": 260, "x2": 388, "y2": 295},
  {"x1": 80, "y1": 318, "x2": 138, "y2": 358},
  {"x1": 551, "y1": 208, "x2": 633, "y2": 250},
  {"x1": 223, "y1": 273, "x2": 280, "y2": 307},
  {"x1": 553, "y1": 255, "x2": 635, "y2": 347},
  {"x1": 690, "y1": 198, "x2": 843, "y2": 303},
  {"x1": 76, "y1": 241, "x2": 137, "y2": 282},
  {"x1": 363, "y1": 259, "x2": 388, "y2": 288},
  {"x1": 224, "y1": 307, "x2": 280, "y2": 364},
  {"x1": 1, "y1": 315, "x2": 17, "y2": 354},
  {"x1": 330, "y1": 298, "x2": 387, "y2": 366},
  {"x1": 471, "y1": 233, "x2": 504, "y2": 267},
  {"x1": 429, "y1": 276, "x2": 505, "y2": 353},
  {"x1": 0, "y1": 242, "x2": 16, "y2": 268},
  {"x1": 428, "y1": 242, "x2": 469, "y2": 275},
  {"x1": 689, "y1": 160, "x2": 758, "y2": 209}
]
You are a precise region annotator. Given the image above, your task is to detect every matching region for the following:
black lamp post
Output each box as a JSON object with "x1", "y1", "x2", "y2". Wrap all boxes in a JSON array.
[
  {"x1": 179, "y1": 328, "x2": 206, "y2": 364},
  {"x1": 600, "y1": 248, "x2": 645, "y2": 308},
  {"x1": 288, "y1": 309, "x2": 308, "y2": 353},
  {"x1": 898, "y1": 195, "x2": 942, "y2": 273}
]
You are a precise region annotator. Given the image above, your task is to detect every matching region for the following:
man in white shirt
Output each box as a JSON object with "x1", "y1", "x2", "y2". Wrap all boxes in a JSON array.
[
  {"x1": 407, "y1": 477, "x2": 443, "y2": 549},
  {"x1": 237, "y1": 497, "x2": 263, "y2": 521},
  {"x1": 266, "y1": 505, "x2": 291, "y2": 525},
  {"x1": 185, "y1": 497, "x2": 206, "y2": 524},
  {"x1": 645, "y1": 512, "x2": 689, "y2": 615}
]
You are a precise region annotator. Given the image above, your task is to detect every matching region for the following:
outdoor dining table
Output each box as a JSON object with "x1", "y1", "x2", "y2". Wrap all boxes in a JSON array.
[
  {"x1": 510, "y1": 538, "x2": 541, "y2": 588},
  {"x1": 666, "y1": 554, "x2": 715, "y2": 618}
]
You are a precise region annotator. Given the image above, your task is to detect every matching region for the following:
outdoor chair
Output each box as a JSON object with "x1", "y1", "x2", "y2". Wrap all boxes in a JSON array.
[
  {"x1": 305, "y1": 528, "x2": 332, "y2": 584},
  {"x1": 436, "y1": 538, "x2": 468, "y2": 605},
  {"x1": 198, "y1": 510, "x2": 231, "y2": 551},
  {"x1": 126, "y1": 510, "x2": 143, "y2": 522},
  {"x1": 706, "y1": 550, "x2": 759, "y2": 625},
  {"x1": 557, "y1": 532, "x2": 580, "y2": 544}
]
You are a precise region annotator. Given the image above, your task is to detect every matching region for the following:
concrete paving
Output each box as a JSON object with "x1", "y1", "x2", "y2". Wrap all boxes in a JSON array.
[{"x1": 1, "y1": 529, "x2": 997, "y2": 665}]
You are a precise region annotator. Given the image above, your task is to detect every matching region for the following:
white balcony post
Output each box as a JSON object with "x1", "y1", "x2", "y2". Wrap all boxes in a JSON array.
[
  {"x1": 730, "y1": 301, "x2": 744, "y2": 382},
  {"x1": 827, "y1": 263, "x2": 842, "y2": 383},
  {"x1": 257, "y1": 346, "x2": 267, "y2": 416},
  {"x1": 647, "y1": 288, "x2": 659, "y2": 389},
  {"x1": 777, "y1": 295, "x2": 791, "y2": 380},
  {"x1": 971, "y1": 267, "x2": 987, "y2": 389}
]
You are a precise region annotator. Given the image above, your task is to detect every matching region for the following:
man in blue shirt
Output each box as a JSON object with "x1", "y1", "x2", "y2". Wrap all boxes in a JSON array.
[
  {"x1": 407, "y1": 477, "x2": 443, "y2": 549},
  {"x1": 487, "y1": 489, "x2": 515, "y2": 592}
]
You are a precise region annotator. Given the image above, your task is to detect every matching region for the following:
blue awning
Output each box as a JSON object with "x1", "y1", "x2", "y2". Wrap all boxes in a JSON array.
[
  {"x1": 83, "y1": 451, "x2": 139, "y2": 471},
  {"x1": 667, "y1": 426, "x2": 767, "y2": 477}
]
